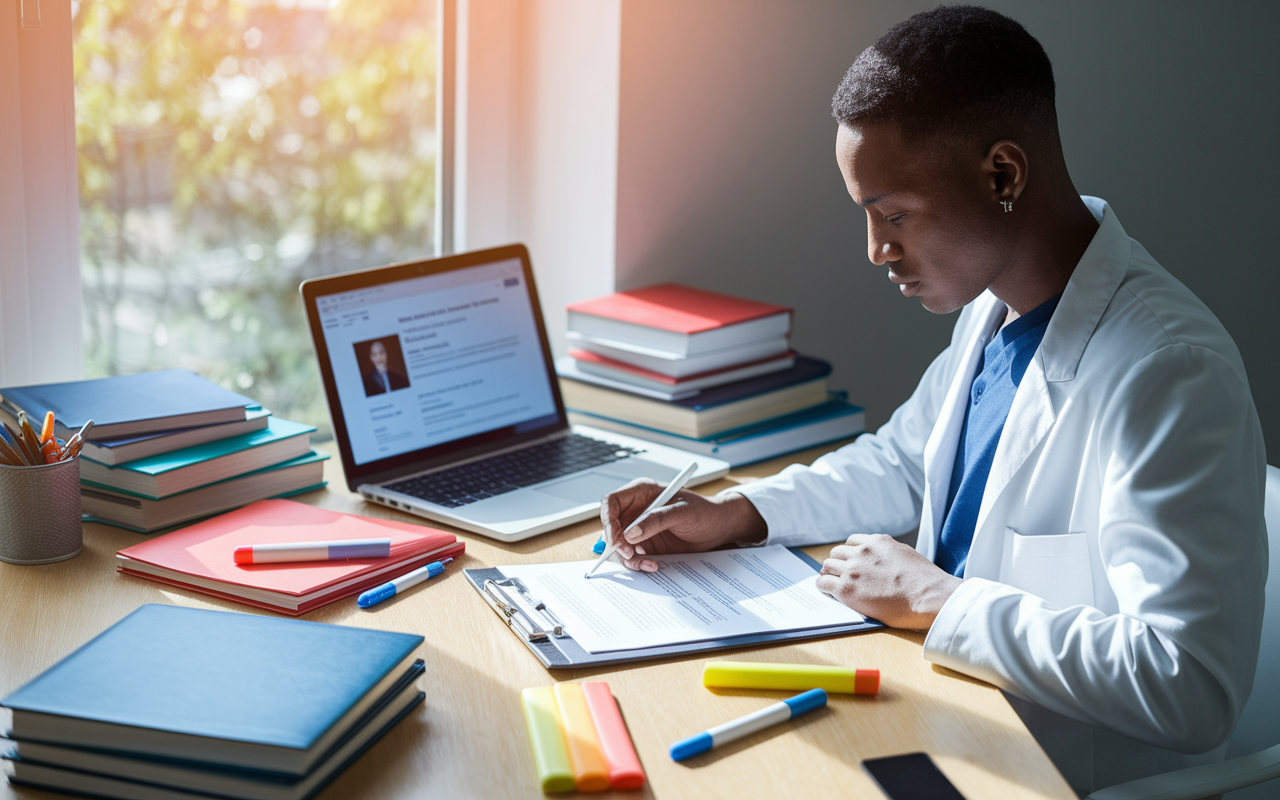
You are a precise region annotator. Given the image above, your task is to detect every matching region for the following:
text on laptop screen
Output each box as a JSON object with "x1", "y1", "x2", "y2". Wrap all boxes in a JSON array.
[{"x1": 315, "y1": 259, "x2": 559, "y2": 466}]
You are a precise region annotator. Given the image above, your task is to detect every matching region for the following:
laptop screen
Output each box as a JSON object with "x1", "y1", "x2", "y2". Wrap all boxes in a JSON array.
[{"x1": 303, "y1": 247, "x2": 564, "y2": 483}]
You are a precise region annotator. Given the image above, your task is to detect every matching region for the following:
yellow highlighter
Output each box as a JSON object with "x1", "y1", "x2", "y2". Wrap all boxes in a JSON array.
[
  {"x1": 552, "y1": 682, "x2": 611, "y2": 792},
  {"x1": 703, "y1": 661, "x2": 881, "y2": 695},
  {"x1": 520, "y1": 687, "x2": 575, "y2": 793}
]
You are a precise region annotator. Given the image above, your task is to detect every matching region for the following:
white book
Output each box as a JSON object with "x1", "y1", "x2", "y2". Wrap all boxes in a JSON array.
[{"x1": 566, "y1": 352, "x2": 796, "y2": 395}]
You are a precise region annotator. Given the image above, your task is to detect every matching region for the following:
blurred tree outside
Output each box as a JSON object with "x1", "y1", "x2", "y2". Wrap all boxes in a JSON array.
[{"x1": 74, "y1": 0, "x2": 439, "y2": 440}]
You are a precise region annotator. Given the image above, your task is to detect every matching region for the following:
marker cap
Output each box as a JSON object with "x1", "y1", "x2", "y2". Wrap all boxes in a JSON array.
[
  {"x1": 855, "y1": 669, "x2": 880, "y2": 695},
  {"x1": 670, "y1": 731, "x2": 713, "y2": 761},
  {"x1": 782, "y1": 688, "x2": 827, "y2": 716}
]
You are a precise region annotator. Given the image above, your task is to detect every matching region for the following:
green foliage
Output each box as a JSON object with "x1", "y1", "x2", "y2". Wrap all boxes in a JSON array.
[{"x1": 75, "y1": 0, "x2": 438, "y2": 438}]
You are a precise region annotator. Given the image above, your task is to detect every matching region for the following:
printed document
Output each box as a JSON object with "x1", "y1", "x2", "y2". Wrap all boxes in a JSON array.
[{"x1": 499, "y1": 546, "x2": 865, "y2": 654}]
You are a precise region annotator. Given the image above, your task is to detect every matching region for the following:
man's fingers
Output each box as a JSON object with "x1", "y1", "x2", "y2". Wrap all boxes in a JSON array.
[
  {"x1": 821, "y1": 558, "x2": 847, "y2": 577},
  {"x1": 828, "y1": 544, "x2": 862, "y2": 561},
  {"x1": 620, "y1": 554, "x2": 659, "y2": 572},
  {"x1": 624, "y1": 501, "x2": 688, "y2": 544},
  {"x1": 815, "y1": 574, "x2": 838, "y2": 594}
]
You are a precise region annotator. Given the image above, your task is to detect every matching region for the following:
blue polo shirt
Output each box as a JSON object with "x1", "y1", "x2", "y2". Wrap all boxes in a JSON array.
[{"x1": 935, "y1": 294, "x2": 1061, "y2": 577}]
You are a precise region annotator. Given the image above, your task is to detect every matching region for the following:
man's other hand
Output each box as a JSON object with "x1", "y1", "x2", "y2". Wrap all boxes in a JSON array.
[
  {"x1": 599, "y1": 481, "x2": 767, "y2": 572},
  {"x1": 817, "y1": 534, "x2": 963, "y2": 630}
]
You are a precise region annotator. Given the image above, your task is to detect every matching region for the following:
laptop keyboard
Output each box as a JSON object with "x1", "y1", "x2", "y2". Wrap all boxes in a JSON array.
[{"x1": 385, "y1": 434, "x2": 645, "y2": 508}]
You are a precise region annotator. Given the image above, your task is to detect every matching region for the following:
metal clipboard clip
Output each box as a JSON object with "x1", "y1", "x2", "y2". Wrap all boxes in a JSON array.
[{"x1": 481, "y1": 577, "x2": 567, "y2": 642}]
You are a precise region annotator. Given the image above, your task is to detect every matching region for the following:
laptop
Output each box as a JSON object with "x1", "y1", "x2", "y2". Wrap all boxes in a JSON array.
[{"x1": 300, "y1": 244, "x2": 730, "y2": 542}]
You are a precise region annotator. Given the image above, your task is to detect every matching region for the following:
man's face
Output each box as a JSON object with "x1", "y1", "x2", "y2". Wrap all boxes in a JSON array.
[
  {"x1": 835, "y1": 123, "x2": 1011, "y2": 314},
  {"x1": 370, "y1": 342, "x2": 388, "y2": 370}
]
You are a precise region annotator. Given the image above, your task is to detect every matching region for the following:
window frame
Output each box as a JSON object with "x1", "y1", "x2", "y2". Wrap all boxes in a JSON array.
[
  {"x1": 1, "y1": 0, "x2": 83, "y2": 387},
  {"x1": 1, "y1": 0, "x2": 457, "y2": 388}
]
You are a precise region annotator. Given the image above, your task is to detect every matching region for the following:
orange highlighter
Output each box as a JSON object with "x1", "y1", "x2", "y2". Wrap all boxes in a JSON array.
[
  {"x1": 552, "y1": 683, "x2": 610, "y2": 791},
  {"x1": 581, "y1": 681, "x2": 646, "y2": 790}
]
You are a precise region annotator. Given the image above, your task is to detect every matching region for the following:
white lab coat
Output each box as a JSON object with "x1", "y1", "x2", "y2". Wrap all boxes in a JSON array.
[{"x1": 732, "y1": 197, "x2": 1268, "y2": 796}]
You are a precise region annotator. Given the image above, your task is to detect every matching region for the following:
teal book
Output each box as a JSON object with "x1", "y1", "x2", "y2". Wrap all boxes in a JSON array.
[
  {"x1": 81, "y1": 450, "x2": 330, "y2": 532},
  {"x1": 0, "y1": 604, "x2": 424, "y2": 776},
  {"x1": 79, "y1": 417, "x2": 316, "y2": 499},
  {"x1": 0, "y1": 368, "x2": 255, "y2": 440}
]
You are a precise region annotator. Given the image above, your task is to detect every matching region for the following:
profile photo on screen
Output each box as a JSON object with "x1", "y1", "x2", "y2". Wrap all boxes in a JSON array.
[{"x1": 355, "y1": 336, "x2": 410, "y2": 397}]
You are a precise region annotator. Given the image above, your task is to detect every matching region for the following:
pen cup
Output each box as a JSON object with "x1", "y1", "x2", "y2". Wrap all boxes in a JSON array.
[{"x1": 0, "y1": 456, "x2": 82, "y2": 564}]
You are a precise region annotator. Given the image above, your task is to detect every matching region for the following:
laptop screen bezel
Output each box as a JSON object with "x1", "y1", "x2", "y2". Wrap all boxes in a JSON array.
[{"x1": 299, "y1": 244, "x2": 570, "y2": 491}]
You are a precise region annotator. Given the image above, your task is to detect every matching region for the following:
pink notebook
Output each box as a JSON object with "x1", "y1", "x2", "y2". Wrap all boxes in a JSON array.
[{"x1": 116, "y1": 499, "x2": 464, "y2": 614}]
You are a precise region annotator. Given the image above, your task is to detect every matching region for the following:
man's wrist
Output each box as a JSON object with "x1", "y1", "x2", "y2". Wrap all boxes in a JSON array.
[{"x1": 717, "y1": 492, "x2": 768, "y2": 547}]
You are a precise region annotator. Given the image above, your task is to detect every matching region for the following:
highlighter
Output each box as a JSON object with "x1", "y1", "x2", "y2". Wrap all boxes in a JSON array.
[
  {"x1": 520, "y1": 687, "x2": 574, "y2": 793},
  {"x1": 702, "y1": 661, "x2": 880, "y2": 695},
  {"x1": 581, "y1": 682, "x2": 646, "y2": 790},
  {"x1": 552, "y1": 683, "x2": 611, "y2": 792}
]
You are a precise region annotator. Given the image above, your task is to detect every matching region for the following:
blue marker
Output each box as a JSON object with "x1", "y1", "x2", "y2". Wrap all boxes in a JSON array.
[
  {"x1": 357, "y1": 558, "x2": 454, "y2": 608},
  {"x1": 669, "y1": 689, "x2": 827, "y2": 761}
]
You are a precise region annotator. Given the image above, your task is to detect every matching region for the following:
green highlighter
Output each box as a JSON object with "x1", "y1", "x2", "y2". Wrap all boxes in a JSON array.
[{"x1": 520, "y1": 687, "x2": 575, "y2": 792}]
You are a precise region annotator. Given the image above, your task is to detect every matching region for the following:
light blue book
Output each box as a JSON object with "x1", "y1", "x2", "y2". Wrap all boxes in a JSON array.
[
  {"x1": 569, "y1": 396, "x2": 865, "y2": 467},
  {"x1": 79, "y1": 417, "x2": 316, "y2": 499},
  {"x1": 81, "y1": 450, "x2": 330, "y2": 532}
]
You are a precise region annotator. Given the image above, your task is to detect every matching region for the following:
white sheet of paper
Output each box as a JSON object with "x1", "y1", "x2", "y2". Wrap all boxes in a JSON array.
[{"x1": 499, "y1": 545, "x2": 865, "y2": 653}]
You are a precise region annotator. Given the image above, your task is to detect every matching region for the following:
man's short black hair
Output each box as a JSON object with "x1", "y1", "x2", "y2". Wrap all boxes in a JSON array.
[{"x1": 832, "y1": 5, "x2": 1056, "y2": 148}]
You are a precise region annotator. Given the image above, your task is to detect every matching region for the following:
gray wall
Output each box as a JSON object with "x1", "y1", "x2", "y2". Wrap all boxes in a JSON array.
[{"x1": 616, "y1": 0, "x2": 1280, "y2": 456}]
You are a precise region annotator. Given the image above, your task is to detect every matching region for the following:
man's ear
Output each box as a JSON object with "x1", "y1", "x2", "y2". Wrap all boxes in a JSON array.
[{"x1": 984, "y1": 140, "x2": 1029, "y2": 208}]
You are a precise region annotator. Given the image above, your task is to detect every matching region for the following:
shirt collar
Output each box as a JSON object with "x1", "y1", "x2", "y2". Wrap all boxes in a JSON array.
[{"x1": 1037, "y1": 196, "x2": 1131, "y2": 382}]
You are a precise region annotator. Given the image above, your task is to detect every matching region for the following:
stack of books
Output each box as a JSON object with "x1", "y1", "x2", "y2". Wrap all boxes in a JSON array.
[
  {"x1": 0, "y1": 369, "x2": 328, "y2": 532},
  {"x1": 558, "y1": 284, "x2": 864, "y2": 466},
  {"x1": 1, "y1": 604, "x2": 426, "y2": 800}
]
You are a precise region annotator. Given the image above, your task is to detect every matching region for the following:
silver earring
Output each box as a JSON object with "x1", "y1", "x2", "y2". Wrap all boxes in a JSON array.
[{"x1": 1001, "y1": 200, "x2": 1014, "y2": 213}]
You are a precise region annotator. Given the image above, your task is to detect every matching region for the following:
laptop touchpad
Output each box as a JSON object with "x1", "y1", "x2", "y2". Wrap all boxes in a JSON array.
[{"x1": 533, "y1": 473, "x2": 627, "y2": 504}]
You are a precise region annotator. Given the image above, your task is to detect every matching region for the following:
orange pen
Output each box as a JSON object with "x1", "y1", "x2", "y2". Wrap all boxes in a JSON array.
[{"x1": 39, "y1": 411, "x2": 55, "y2": 444}]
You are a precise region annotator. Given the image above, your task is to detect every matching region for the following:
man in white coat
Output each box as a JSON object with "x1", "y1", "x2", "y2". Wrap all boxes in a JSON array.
[{"x1": 600, "y1": 6, "x2": 1267, "y2": 796}]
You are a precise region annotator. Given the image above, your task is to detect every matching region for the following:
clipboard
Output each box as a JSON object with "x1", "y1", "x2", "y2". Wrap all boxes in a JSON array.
[{"x1": 463, "y1": 548, "x2": 884, "y2": 669}]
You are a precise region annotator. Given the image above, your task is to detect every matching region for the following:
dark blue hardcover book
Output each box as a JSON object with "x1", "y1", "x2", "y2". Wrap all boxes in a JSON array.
[
  {"x1": 0, "y1": 369, "x2": 255, "y2": 440},
  {"x1": 0, "y1": 604, "x2": 423, "y2": 776},
  {"x1": 670, "y1": 355, "x2": 831, "y2": 410},
  {"x1": 2, "y1": 665, "x2": 426, "y2": 800}
]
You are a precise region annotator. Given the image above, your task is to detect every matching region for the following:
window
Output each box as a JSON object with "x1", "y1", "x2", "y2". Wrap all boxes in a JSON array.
[{"x1": 73, "y1": 0, "x2": 440, "y2": 436}]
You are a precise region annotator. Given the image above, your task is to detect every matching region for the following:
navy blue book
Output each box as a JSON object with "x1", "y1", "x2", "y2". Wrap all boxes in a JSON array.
[
  {"x1": 0, "y1": 368, "x2": 255, "y2": 440},
  {"x1": 670, "y1": 355, "x2": 831, "y2": 409},
  {"x1": 0, "y1": 604, "x2": 423, "y2": 776}
]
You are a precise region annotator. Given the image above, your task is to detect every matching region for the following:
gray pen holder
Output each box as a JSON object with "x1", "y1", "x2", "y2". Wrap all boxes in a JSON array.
[{"x1": 0, "y1": 457, "x2": 82, "y2": 564}]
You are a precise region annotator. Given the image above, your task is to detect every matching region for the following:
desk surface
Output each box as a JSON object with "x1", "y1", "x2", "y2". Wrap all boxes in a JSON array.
[{"x1": 1, "y1": 442, "x2": 1074, "y2": 800}]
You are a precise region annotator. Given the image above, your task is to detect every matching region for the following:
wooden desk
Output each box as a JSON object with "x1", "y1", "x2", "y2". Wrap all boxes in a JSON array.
[{"x1": 1, "y1": 443, "x2": 1075, "y2": 800}]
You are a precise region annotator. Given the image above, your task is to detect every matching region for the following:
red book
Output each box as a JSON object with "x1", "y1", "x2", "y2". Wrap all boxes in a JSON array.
[
  {"x1": 566, "y1": 284, "x2": 792, "y2": 357},
  {"x1": 568, "y1": 348, "x2": 796, "y2": 393},
  {"x1": 115, "y1": 499, "x2": 464, "y2": 615}
]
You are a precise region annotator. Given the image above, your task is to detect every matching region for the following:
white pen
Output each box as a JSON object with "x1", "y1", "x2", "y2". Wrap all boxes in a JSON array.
[{"x1": 585, "y1": 461, "x2": 699, "y2": 579}]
